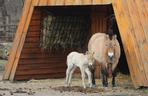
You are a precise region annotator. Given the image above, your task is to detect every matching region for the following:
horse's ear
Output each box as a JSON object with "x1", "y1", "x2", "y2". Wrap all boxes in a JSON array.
[
  {"x1": 106, "y1": 34, "x2": 109, "y2": 40},
  {"x1": 85, "y1": 51, "x2": 89, "y2": 55},
  {"x1": 113, "y1": 35, "x2": 117, "y2": 40}
]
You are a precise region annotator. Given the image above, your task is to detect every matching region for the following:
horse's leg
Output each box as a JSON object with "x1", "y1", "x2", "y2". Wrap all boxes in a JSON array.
[
  {"x1": 101, "y1": 69, "x2": 108, "y2": 87},
  {"x1": 85, "y1": 67, "x2": 92, "y2": 88},
  {"x1": 105, "y1": 74, "x2": 108, "y2": 87},
  {"x1": 112, "y1": 69, "x2": 117, "y2": 87},
  {"x1": 68, "y1": 65, "x2": 76, "y2": 86},
  {"x1": 89, "y1": 66, "x2": 96, "y2": 86},
  {"x1": 80, "y1": 67, "x2": 86, "y2": 88}
]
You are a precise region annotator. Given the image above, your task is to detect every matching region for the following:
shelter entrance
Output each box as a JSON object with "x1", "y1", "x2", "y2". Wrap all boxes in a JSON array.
[{"x1": 4, "y1": 5, "x2": 129, "y2": 80}]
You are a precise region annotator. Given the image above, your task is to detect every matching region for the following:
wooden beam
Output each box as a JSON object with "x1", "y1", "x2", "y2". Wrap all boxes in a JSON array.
[
  {"x1": 9, "y1": 0, "x2": 40, "y2": 81},
  {"x1": 55, "y1": 0, "x2": 65, "y2": 5},
  {"x1": 127, "y1": 0, "x2": 148, "y2": 85},
  {"x1": 48, "y1": 0, "x2": 56, "y2": 5},
  {"x1": 112, "y1": 0, "x2": 143, "y2": 88},
  {"x1": 39, "y1": 0, "x2": 48, "y2": 6},
  {"x1": 2, "y1": 0, "x2": 33, "y2": 80}
]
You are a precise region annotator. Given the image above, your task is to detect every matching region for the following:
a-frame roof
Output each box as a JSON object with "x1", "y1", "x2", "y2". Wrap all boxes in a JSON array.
[{"x1": 3, "y1": 0, "x2": 148, "y2": 88}]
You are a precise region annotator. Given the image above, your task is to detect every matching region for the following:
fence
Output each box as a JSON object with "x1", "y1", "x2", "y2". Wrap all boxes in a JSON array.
[{"x1": 0, "y1": 24, "x2": 17, "y2": 42}]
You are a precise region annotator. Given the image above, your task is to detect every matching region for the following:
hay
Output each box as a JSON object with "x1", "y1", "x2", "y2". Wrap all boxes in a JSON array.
[{"x1": 40, "y1": 14, "x2": 90, "y2": 52}]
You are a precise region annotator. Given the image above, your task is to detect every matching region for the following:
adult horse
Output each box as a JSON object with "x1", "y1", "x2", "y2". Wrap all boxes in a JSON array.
[{"x1": 88, "y1": 33, "x2": 121, "y2": 87}]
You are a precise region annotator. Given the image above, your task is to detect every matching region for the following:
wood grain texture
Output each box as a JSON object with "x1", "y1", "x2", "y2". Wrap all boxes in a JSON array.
[
  {"x1": 9, "y1": 0, "x2": 40, "y2": 81},
  {"x1": 3, "y1": 0, "x2": 33, "y2": 80},
  {"x1": 4, "y1": 0, "x2": 148, "y2": 88},
  {"x1": 112, "y1": 0, "x2": 148, "y2": 88}
]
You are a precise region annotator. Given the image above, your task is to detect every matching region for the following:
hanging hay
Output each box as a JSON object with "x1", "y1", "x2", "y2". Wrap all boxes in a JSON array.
[{"x1": 40, "y1": 14, "x2": 90, "y2": 52}]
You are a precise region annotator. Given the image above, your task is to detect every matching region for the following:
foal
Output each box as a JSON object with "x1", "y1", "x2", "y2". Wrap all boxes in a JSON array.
[{"x1": 65, "y1": 51, "x2": 95, "y2": 88}]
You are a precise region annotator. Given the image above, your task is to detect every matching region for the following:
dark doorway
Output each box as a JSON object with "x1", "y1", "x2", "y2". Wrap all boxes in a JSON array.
[{"x1": 107, "y1": 5, "x2": 130, "y2": 74}]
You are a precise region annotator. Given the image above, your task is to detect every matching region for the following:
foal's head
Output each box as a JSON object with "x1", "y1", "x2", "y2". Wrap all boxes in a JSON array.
[{"x1": 85, "y1": 51, "x2": 95, "y2": 66}]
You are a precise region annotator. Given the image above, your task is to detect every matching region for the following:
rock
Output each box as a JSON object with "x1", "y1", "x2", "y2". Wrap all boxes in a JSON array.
[{"x1": 0, "y1": 43, "x2": 12, "y2": 59}]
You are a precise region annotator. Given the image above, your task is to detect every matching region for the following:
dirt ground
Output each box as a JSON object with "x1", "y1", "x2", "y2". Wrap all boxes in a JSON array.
[
  {"x1": 0, "y1": 72, "x2": 148, "y2": 96},
  {"x1": 0, "y1": 60, "x2": 148, "y2": 96}
]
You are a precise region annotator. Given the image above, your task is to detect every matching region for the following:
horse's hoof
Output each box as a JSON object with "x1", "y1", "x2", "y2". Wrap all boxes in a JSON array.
[
  {"x1": 103, "y1": 84, "x2": 108, "y2": 87},
  {"x1": 112, "y1": 84, "x2": 116, "y2": 87},
  {"x1": 91, "y1": 84, "x2": 96, "y2": 88},
  {"x1": 83, "y1": 86, "x2": 86, "y2": 89}
]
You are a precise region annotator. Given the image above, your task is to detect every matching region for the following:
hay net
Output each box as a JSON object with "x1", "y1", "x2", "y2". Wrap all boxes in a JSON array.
[{"x1": 40, "y1": 13, "x2": 90, "y2": 52}]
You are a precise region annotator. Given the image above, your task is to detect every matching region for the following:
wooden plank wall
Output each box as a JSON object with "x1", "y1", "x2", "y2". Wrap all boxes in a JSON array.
[
  {"x1": 14, "y1": 8, "x2": 67, "y2": 80},
  {"x1": 37, "y1": 0, "x2": 112, "y2": 6},
  {"x1": 3, "y1": 0, "x2": 34, "y2": 80},
  {"x1": 3, "y1": 3, "x2": 110, "y2": 80},
  {"x1": 112, "y1": 0, "x2": 148, "y2": 88},
  {"x1": 12, "y1": 6, "x2": 109, "y2": 80},
  {"x1": 91, "y1": 6, "x2": 108, "y2": 34},
  {"x1": 91, "y1": 6, "x2": 108, "y2": 78}
]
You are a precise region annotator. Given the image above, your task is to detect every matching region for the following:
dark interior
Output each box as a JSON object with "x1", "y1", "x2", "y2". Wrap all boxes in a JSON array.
[
  {"x1": 40, "y1": 5, "x2": 130, "y2": 74},
  {"x1": 108, "y1": 5, "x2": 129, "y2": 74}
]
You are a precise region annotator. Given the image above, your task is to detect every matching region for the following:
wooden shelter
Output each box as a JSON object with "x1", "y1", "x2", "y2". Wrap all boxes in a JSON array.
[{"x1": 3, "y1": 0, "x2": 148, "y2": 88}]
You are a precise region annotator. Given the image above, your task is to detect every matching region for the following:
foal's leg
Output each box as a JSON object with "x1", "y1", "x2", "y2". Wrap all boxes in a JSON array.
[
  {"x1": 80, "y1": 67, "x2": 86, "y2": 88},
  {"x1": 85, "y1": 67, "x2": 92, "y2": 88},
  {"x1": 65, "y1": 64, "x2": 74, "y2": 86},
  {"x1": 68, "y1": 66, "x2": 76, "y2": 86}
]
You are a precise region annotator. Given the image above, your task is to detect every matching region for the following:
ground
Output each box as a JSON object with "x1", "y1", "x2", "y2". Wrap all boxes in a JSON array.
[{"x1": 0, "y1": 60, "x2": 148, "y2": 96}]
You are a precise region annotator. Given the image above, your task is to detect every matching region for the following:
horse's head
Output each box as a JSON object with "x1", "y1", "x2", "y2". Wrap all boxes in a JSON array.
[
  {"x1": 105, "y1": 35, "x2": 117, "y2": 77},
  {"x1": 85, "y1": 51, "x2": 95, "y2": 66}
]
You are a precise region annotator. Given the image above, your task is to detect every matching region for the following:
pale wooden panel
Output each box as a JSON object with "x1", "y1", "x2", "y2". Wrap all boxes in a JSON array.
[
  {"x1": 81, "y1": 0, "x2": 92, "y2": 5},
  {"x1": 127, "y1": 0, "x2": 148, "y2": 85},
  {"x1": 144, "y1": 0, "x2": 148, "y2": 15},
  {"x1": 128, "y1": 0, "x2": 148, "y2": 85},
  {"x1": 2, "y1": 0, "x2": 33, "y2": 80},
  {"x1": 92, "y1": 0, "x2": 111, "y2": 4},
  {"x1": 48, "y1": 0, "x2": 56, "y2": 5},
  {"x1": 93, "y1": 0, "x2": 102, "y2": 4},
  {"x1": 9, "y1": 0, "x2": 40, "y2": 81},
  {"x1": 74, "y1": 0, "x2": 82, "y2": 5},
  {"x1": 38, "y1": 0, "x2": 48, "y2": 6},
  {"x1": 112, "y1": 0, "x2": 143, "y2": 88},
  {"x1": 135, "y1": 0, "x2": 148, "y2": 42},
  {"x1": 64, "y1": 0, "x2": 75, "y2": 5},
  {"x1": 55, "y1": 0, "x2": 65, "y2": 5}
]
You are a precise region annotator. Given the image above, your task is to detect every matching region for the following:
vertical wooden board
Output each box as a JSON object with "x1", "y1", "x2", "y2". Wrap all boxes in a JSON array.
[
  {"x1": 113, "y1": 0, "x2": 139, "y2": 87},
  {"x1": 9, "y1": 0, "x2": 40, "y2": 81},
  {"x1": 55, "y1": 0, "x2": 65, "y2": 5},
  {"x1": 81, "y1": 0, "x2": 92, "y2": 5},
  {"x1": 144, "y1": 0, "x2": 148, "y2": 15},
  {"x1": 93, "y1": 0, "x2": 111, "y2": 4},
  {"x1": 126, "y1": 0, "x2": 148, "y2": 85},
  {"x1": 48, "y1": 0, "x2": 56, "y2": 5},
  {"x1": 3, "y1": 0, "x2": 33, "y2": 80},
  {"x1": 91, "y1": 11, "x2": 96, "y2": 34},
  {"x1": 112, "y1": 0, "x2": 143, "y2": 87},
  {"x1": 39, "y1": 0, "x2": 48, "y2": 6},
  {"x1": 74, "y1": 0, "x2": 82, "y2": 5},
  {"x1": 135, "y1": 0, "x2": 148, "y2": 42},
  {"x1": 64, "y1": 0, "x2": 74, "y2": 5},
  {"x1": 103, "y1": 16, "x2": 107, "y2": 33},
  {"x1": 93, "y1": 0, "x2": 102, "y2": 4},
  {"x1": 132, "y1": 0, "x2": 148, "y2": 84},
  {"x1": 102, "y1": 0, "x2": 111, "y2": 4},
  {"x1": 121, "y1": 0, "x2": 146, "y2": 87}
]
